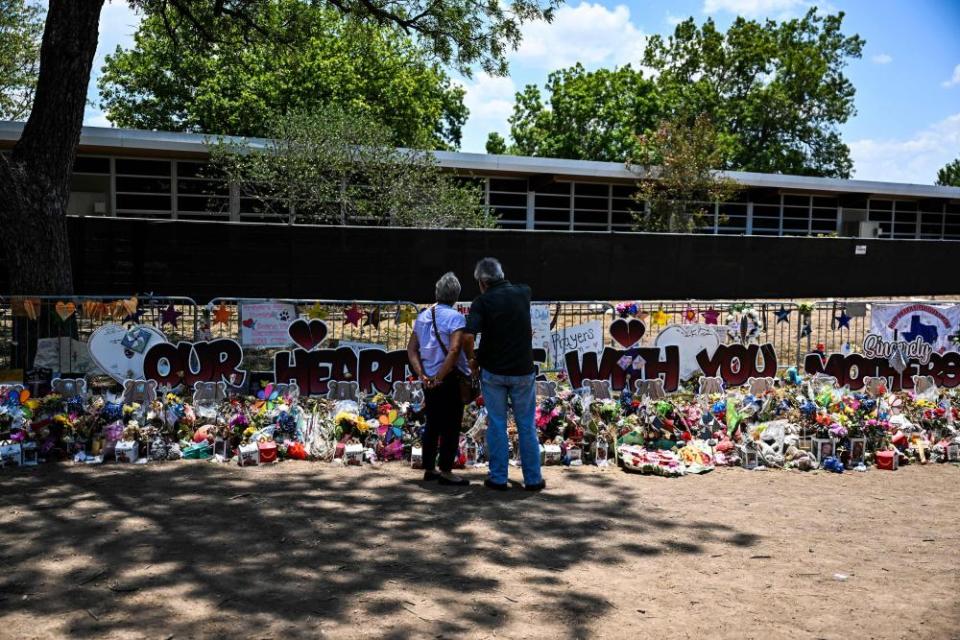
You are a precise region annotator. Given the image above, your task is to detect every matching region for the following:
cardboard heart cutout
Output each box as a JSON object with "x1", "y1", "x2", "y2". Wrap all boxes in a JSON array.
[
  {"x1": 288, "y1": 318, "x2": 328, "y2": 351},
  {"x1": 654, "y1": 324, "x2": 723, "y2": 380},
  {"x1": 89, "y1": 323, "x2": 168, "y2": 383},
  {"x1": 609, "y1": 318, "x2": 645, "y2": 348}
]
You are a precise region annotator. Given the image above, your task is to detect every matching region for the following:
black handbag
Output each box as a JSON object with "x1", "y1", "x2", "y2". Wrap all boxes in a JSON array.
[{"x1": 431, "y1": 306, "x2": 479, "y2": 404}]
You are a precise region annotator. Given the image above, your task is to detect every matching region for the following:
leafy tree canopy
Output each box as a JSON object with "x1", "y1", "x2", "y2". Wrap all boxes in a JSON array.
[
  {"x1": 936, "y1": 158, "x2": 960, "y2": 187},
  {"x1": 644, "y1": 8, "x2": 863, "y2": 178},
  {"x1": 0, "y1": 0, "x2": 44, "y2": 120},
  {"x1": 493, "y1": 9, "x2": 863, "y2": 178},
  {"x1": 99, "y1": 1, "x2": 468, "y2": 148},
  {"x1": 631, "y1": 114, "x2": 739, "y2": 232},
  {"x1": 501, "y1": 64, "x2": 660, "y2": 161},
  {"x1": 209, "y1": 106, "x2": 496, "y2": 228}
]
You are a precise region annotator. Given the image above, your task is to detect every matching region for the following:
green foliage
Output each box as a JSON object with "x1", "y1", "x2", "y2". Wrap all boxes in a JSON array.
[
  {"x1": 99, "y1": 2, "x2": 468, "y2": 148},
  {"x1": 0, "y1": 0, "x2": 44, "y2": 120},
  {"x1": 631, "y1": 114, "x2": 740, "y2": 233},
  {"x1": 208, "y1": 106, "x2": 497, "y2": 229},
  {"x1": 493, "y1": 9, "x2": 862, "y2": 178},
  {"x1": 936, "y1": 158, "x2": 960, "y2": 187},
  {"x1": 500, "y1": 64, "x2": 660, "y2": 161},
  {"x1": 485, "y1": 132, "x2": 508, "y2": 155},
  {"x1": 644, "y1": 8, "x2": 863, "y2": 178},
  {"x1": 129, "y1": 0, "x2": 560, "y2": 78}
]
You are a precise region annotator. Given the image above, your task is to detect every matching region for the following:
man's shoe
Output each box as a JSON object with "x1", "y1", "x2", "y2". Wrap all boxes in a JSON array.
[
  {"x1": 423, "y1": 470, "x2": 441, "y2": 481},
  {"x1": 438, "y1": 473, "x2": 470, "y2": 486},
  {"x1": 484, "y1": 479, "x2": 509, "y2": 491},
  {"x1": 524, "y1": 480, "x2": 546, "y2": 492}
]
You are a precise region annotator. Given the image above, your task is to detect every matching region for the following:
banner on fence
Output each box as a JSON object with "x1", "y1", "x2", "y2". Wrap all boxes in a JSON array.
[{"x1": 870, "y1": 303, "x2": 960, "y2": 353}]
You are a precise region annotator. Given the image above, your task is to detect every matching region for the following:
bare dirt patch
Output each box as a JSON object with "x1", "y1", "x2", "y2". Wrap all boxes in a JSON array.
[{"x1": 0, "y1": 462, "x2": 958, "y2": 639}]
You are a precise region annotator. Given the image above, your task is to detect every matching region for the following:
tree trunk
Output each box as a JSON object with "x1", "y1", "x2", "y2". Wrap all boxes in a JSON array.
[{"x1": 0, "y1": 0, "x2": 104, "y2": 295}]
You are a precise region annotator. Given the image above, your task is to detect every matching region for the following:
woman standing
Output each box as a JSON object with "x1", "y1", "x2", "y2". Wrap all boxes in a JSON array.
[{"x1": 407, "y1": 272, "x2": 472, "y2": 486}]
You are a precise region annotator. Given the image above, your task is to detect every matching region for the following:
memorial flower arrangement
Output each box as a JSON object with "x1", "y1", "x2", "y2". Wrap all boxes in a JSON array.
[{"x1": 1, "y1": 371, "x2": 959, "y2": 471}]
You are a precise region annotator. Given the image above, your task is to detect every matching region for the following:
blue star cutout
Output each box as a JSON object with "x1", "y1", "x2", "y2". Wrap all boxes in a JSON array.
[
  {"x1": 835, "y1": 310, "x2": 851, "y2": 330},
  {"x1": 775, "y1": 305, "x2": 791, "y2": 324}
]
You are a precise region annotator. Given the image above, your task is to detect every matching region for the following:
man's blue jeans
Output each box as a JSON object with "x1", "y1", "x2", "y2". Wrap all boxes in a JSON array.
[{"x1": 481, "y1": 370, "x2": 542, "y2": 486}]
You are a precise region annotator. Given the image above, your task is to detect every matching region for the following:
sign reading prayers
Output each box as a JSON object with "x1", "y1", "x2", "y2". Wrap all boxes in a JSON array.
[{"x1": 547, "y1": 321, "x2": 602, "y2": 368}]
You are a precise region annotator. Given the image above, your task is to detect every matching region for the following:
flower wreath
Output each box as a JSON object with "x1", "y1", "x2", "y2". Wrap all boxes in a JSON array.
[{"x1": 726, "y1": 307, "x2": 764, "y2": 343}]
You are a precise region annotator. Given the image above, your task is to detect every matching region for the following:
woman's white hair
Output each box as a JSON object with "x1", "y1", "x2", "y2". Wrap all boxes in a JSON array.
[
  {"x1": 435, "y1": 271, "x2": 461, "y2": 304},
  {"x1": 473, "y1": 257, "x2": 504, "y2": 284}
]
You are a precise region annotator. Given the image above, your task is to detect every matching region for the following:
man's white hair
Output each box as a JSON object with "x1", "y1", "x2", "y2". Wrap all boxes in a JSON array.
[{"x1": 473, "y1": 257, "x2": 504, "y2": 284}]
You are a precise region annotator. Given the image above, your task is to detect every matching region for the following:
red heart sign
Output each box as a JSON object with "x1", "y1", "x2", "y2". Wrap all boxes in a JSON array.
[
  {"x1": 288, "y1": 318, "x2": 328, "y2": 351},
  {"x1": 610, "y1": 318, "x2": 646, "y2": 348}
]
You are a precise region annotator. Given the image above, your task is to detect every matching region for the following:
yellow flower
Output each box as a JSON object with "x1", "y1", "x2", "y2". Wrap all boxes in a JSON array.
[{"x1": 26, "y1": 399, "x2": 40, "y2": 412}]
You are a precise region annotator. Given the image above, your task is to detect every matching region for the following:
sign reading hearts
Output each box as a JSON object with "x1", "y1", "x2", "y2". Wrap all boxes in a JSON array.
[
  {"x1": 609, "y1": 318, "x2": 646, "y2": 348},
  {"x1": 89, "y1": 323, "x2": 168, "y2": 383},
  {"x1": 288, "y1": 318, "x2": 329, "y2": 351}
]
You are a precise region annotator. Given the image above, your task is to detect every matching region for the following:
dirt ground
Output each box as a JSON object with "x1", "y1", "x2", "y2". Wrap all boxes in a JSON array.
[{"x1": 0, "y1": 461, "x2": 958, "y2": 640}]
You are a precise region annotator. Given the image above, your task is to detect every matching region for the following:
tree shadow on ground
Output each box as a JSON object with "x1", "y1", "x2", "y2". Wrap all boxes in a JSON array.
[{"x1": 0, "y1": 462, "x2": 761, "y2": 638}]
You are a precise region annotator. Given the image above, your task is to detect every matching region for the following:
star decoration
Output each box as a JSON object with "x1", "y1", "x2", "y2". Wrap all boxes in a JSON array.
[
  {"x1": 160, "y1": 303, "x2": 183, "y2": 328},
  {"x1": 396, "y1": 307, "x2": 416, "y2": 327},
  {"x1": 701, "y1": 308, "x2": 720, "y2": 325},
  {"x1": 306, "y1": 302, "x2": 329, "y2": 320},
  {"x1": 835, "y1": 310, "x2": 851, "y2": 330},
  {"x1": 800, "y1": 322, "x2": 812, "y2": 338},
  {"x1": 344, "y1": 304, "x2": 364, "y2": 327},
  {"x1": 683, "y1": 307, "x2": 697, "y2": 323},
  {"x1": 651, "y1": 308, "x2": 669, "y2": 327},
  {"x1": 364, "y1": 306, "x2": 382, "y2": 327},
  {"x1": 775, "y1": 305, "x2": 791, "y2": 324},
  {"x1": 213, "y1": 302, "x2": 231, "y2": 326}
]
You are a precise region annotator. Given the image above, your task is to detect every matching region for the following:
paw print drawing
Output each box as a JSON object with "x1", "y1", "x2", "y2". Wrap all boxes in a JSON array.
[{"x1": 277, "y1": 309, "x2": 291, "y2": 322}]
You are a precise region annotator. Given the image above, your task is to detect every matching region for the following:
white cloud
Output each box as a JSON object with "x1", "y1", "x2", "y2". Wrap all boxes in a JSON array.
[
  {"x1": 849, "y1": 112, "x2": 960, "y2": 184},
  {"x1": 701, "y1": 0, "x2": 836, "y2": 20},
  {"x1": 871, "y1": 53, "x2": 893, "y2": 65},
  {"x1": 665, "y1": 13, "x2": 686, "y2": 26},
  {"x1": 513, "y1": 2, "x2": 646, "y2": 71},
  {"x1": 458, "y1": 73, "x2": 517, "y2": 124},
  {"x1": 942, "y1": 64, "x2": 960, "y2": 88},
  {"x1": 702, "y1": 0, "x2": 808, "y2": 17}
]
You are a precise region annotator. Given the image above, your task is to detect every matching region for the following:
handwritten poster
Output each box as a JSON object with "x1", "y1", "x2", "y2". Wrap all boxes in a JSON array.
[
  {"x1": 548, "y1": 321, "x2": 603, "y2": 368},
  {"x1": 239, "y1": 301, "x2": 296, "y2": 347},
  {"x1": 531, "y1": 304, "x2": 552, "y2": 354}
]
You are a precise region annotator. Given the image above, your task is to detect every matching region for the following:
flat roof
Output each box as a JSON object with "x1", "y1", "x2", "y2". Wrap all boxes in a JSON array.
[{"x1": 2, "y1": 120, "x2": 959, "y2": 201}]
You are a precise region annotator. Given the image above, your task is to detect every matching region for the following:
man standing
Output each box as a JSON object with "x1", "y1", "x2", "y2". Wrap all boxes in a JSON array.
[{"x1": 463, "y1": 257, "x2": 545, "y2": 491}]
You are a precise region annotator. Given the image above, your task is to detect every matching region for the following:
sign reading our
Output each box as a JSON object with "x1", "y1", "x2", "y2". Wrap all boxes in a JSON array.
[{"x1": 143, "y1": 339, "x2": 246, "y2": 388}]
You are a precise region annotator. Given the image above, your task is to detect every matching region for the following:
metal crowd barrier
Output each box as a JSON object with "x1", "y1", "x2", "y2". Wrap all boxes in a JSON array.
[
  {"x1": 0, "y1": 295, "x2": 198, "y2": 373},
  {"x1": 1, "y1": 296, "x2": 959, "y2": 378}
]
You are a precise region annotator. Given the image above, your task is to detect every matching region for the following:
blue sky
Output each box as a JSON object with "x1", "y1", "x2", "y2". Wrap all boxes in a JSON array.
[{"x1": 86, "y1": 0, "x2": 960, "y2": 184}]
